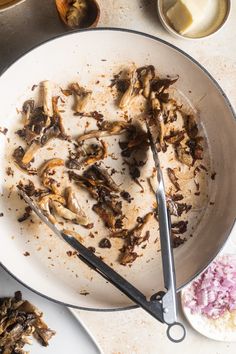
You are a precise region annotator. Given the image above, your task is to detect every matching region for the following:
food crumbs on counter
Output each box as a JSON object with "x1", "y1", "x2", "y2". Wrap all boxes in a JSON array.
[
  {"x1": 23, "y1": 251, "x2": 30, "y2": 256},
  {"x1": 0, "y1": 212, "x2": 4, "y2": 217}
]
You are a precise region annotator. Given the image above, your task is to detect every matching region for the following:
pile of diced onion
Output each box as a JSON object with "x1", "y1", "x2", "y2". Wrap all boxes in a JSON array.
[{"x1": 183, "y1": 254, "x2": 236, "y2": 319}]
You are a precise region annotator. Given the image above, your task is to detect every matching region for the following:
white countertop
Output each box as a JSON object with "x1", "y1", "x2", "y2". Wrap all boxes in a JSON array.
[{"x1": 1, "y1": 1, "x2": 236, "y2": 353}]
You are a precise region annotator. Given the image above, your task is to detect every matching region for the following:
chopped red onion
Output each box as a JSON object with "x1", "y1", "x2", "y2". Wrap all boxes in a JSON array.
[{"x1": 183, "y1": 254, "x2": 236, "y2": 319}]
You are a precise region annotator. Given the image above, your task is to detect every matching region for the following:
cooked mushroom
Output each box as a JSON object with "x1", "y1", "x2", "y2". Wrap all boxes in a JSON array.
[
  {"x1": 150, "y1": 92, "x2": 166, "y2": 152},
  {"x1": 82, "y1": 140, "x2": 108, "y2": 166},
  {"x1": 41, "y1": 80, "x2": 53, "y2": 117},
  {"x1": 92, "y1": 202, "x2": 116, "y2": 229},
  {"x1": 164, "y1": 129, "x2": 185, "y2": 145},
  {"x1": 171, "y1": 220, "x2": 188, "y2": 234},
  {"x1": 68, "y1": 171, "x2": 98, "y2": 199},
  {"x1": 119, "y1": 125, "x2": 148, "y2": 157},
  {"x1": 22, "y1": 99, "x2": 35, "y2": 125},
  {"x1": 51, "y1": 200, "x2": 87, "y2": 224},
  {"x1": 175, "y1": 143, "x2": 193, "y2": 167},
  {"x1": 67, "y1": 0, "x2": 87, "y2": 27},
  {"x1": 187, "y1": 137, "x2": 204, "y2": 161},
  {"x1": 137, "y1": 65, "x2": 155, "y2": 98},
  {"x1": 77, "y1": 120, "x2": 130, "y2": 142},
  {"x1": 184, "y1": 114, "x2": 198, "y2": 139},
  {"x1": 127, "y1": 212, "x2": 153, "y2": 240},
  {"x1": 52, "y1": 96, "x2": 67, "y2": 138},
  {"x1": 117, "y1": 212, "x2": 153, "y2": 265},
  {"x1": 84, "y1": 164, "x2": 120, "y2": 192},
  {"x1": 151, "y1": 77, "x2": 178, "y2": 94},
  {"x1": 167, "y1": 167, "x2": 180, "y2": 191},
  {"x1": 56, "y1": 0, "x2": 88, "y2": 27},
  {"x1": 38, "y1": 158, "x2": 64, "y2": 176},
  {"x1": 38, "y1": 194, "x2": 65, "y2": 224},
  {"x1": 38, "y1": 158, "x2": 64, "y2": 194},
  {"x1": 62, "y1": 229, "x2": 83, "y2": 242},
  {"x1": 119, "y1": 68, "x2": 140, "y2": 109},
  {"x1": 166, "y1": 195, "x2": 192, "y2": 217},
  {"x1": 65, "y1": 186, "x2": 90, "y2": 226},
  {"x1": 21, "y1": 141, "x2": 41, "y2": 165},
  {"x1": 13, "y1": 146, "x2": 37, "y2": 175},
  {"x1": 0, "y1": 292, "x2": 55, "y2": 353},
  {"x1": 69, "y1": 82, "x2": 92, "y2": 112},
  {"x1": 120, "y1": 248, "x2": 138, "y2": 265}
]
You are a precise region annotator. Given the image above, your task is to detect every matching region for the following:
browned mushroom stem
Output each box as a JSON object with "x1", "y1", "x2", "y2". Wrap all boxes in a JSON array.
[
  {"x1": 137, "y1": 65, "x2": 155, "y2": 98},
  {"x1": 119, "y1": 68, "x2": 140, "y2": 109},
  {"x1": 69, "y1": 82, "x2": 92, "y2": 112},
  {"x1": 65, "y1": 186, "x2": 91, "y2": 226},
  {"x1": 38, "y1": 158, "x2": 64, "y2": 176},
  {"x1": 150, "y1": 92, "x2": 166, "y2": 152},
  {"x1": 22, "y1": 99, "x2": 35, "y2": 125},
  {"x1": 92, "y1": 203, "x2": 116, "y2": 229},
  {"x1": 38, "y1": 194, "x2": 65, "y2": 224},
  {"x1": 51, "y1": 200, "x2": 89, "y2": 225},
  {"x1": 41, "y1": 80, "x2": 53, "y2": 117},
  {"x1": 167, "y1": 167, "x2": 180, "y2": 191},
  {"x1": 77, "y1": 120, "x2": 130, "y2": 142},
  {"x1": 22, "y1": 141, "x2": 41, "y2": 165},
  {"x1": 38, "y1": 158, "x2": 64, "y2": 194},
  {"x1": 68, "y1": 171, "x2": 99, "y2": 199},
  {"x1": 52, "y1": 96, "x2": 67, "y2": 138},
  {"x1": 84, "y1": 164, "x2": 120, "y2": 192}
]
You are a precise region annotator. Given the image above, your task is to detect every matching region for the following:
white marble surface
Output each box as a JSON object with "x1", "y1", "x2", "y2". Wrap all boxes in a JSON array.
[
  {"x1": 1, "y1": 1, "x2": 236, "y2": 353},
  {"x1": 72, "y1": 1, "x2": 236, "y2": 353}
]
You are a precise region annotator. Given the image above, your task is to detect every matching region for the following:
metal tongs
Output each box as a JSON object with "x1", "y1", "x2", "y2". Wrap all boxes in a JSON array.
[{"x1": 18, "y1": 127, "x2": 186, "y2": 342}]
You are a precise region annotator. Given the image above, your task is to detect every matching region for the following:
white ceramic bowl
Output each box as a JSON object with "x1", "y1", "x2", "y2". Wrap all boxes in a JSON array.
[
  {"x1": 157, "y1": 0, "x2": 231, "y2": 40},
  {"x1": 0, "y1": 0, "x2": 25, "y2": 12}
]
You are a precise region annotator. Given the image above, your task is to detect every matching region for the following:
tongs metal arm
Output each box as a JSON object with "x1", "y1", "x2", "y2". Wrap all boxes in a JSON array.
[{"x1": 146, "y1": 122, "x2": 186, "y2": 340}]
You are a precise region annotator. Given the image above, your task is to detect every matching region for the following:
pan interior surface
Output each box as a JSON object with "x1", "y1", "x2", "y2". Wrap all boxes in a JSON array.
[{"x1": 0, "y1": 29, "x2": 235, "y2": 310}]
